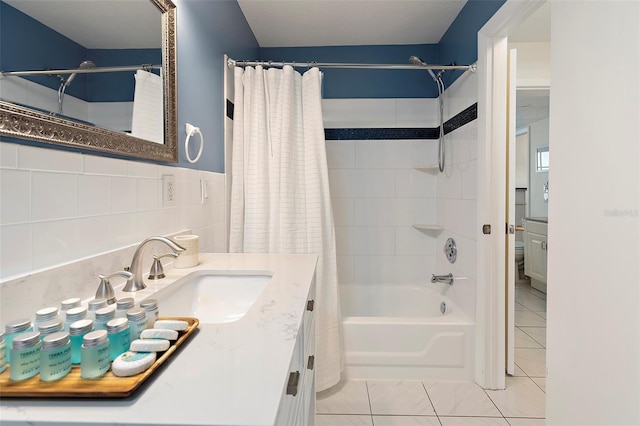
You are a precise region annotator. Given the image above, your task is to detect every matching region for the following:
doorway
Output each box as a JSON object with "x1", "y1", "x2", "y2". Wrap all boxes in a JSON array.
[{"x1": 474, "y1": 0, "x2": 549, "y2": 390}]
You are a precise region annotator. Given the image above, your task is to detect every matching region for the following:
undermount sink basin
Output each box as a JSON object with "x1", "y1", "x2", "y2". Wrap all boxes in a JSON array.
[{"x1": 146, "y1": 270, "x2": 272, "y2": 324}]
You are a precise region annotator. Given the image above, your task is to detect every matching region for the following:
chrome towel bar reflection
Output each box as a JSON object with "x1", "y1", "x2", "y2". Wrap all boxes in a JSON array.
[{"x1": 1, "y1": 64, "x2": 161, "y2": 78}]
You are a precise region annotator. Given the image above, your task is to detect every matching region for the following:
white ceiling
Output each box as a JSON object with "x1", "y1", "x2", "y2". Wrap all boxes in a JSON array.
[
  {"x1": 4, "y1": 0, "x2": 161, "y2": 49},
  {"x1": 509, "y1": 1, "x2": 550, "y2": 43},
  {"x1": 237, "y1": 0, "x2": 467, "y2": 47},
  {"x1": 516, "y1": 89, "x2": 549, "y2": 129},
  {"x1": 7, "y1": 0, "x2": 551, "y2": 52}
]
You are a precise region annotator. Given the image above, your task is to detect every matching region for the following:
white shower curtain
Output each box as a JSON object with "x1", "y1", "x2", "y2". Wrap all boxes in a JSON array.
[{"x1": 229, "y1": 65, "x2": 343, "y2": 391}]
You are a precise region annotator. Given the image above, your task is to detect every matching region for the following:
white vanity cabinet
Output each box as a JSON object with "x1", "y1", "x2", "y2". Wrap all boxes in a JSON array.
[
  {"x1": 524, "y1": 219, "x2": 548, "y2": 293},
  {"x1": 0, "y1": 253, "x2": 320, "y2": 426},
  {"x1": 276, "y1": 277, "x2": 316, "y2": 426}
]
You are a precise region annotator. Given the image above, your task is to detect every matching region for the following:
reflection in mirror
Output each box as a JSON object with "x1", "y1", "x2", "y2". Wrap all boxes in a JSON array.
[
  {"x1": 536, "y1": 146, "x2": 549, "y2": 172},
  {"x1": 0, "y1": 0, "x2": 177, "y2": 162}
]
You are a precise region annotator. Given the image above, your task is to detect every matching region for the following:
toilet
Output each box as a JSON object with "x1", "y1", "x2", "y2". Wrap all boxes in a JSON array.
[{"x1": 515, "y1": 241, "x2": 528, "y2": 283}]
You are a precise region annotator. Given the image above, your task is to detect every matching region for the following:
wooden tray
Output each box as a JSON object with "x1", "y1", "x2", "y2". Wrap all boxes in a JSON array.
[{"x1": 0, "y1": 317, "x2": 199, "y2": 398}]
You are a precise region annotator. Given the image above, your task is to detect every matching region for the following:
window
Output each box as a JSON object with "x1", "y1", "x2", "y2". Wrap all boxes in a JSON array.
[{"x1": 536, "y1": 146, "x2": 549, "y2": 172}]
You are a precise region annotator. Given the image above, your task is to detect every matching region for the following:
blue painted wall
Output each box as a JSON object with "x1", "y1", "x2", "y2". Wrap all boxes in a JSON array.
[
  {"x1": 174, "y1": 0, "x2": 258, "y2": 172},
  {"x1": 438, "y1": 0, "x2": 506, "y2": 87},
  {"x1": 1, "y1": 0, "x2": 259, "y2": 173},
  {"x1": 87, "y1": 49, "x2": 162, "y2": 102},
  {"x1": 0, "y1": 2, "x2": 162, "y2": 102},
  {"x1": 2, "y1": 0, "x2": 505, "y2": 173},
  {"x1": 261, "y1": 0, "x2": 506, "y2": 99},
  {"x1": 1, "y1": 2, "x2": 87, "y2": 98},
  {"x1": 260, "y1": 44, "x2": 439, "y2": 98}
]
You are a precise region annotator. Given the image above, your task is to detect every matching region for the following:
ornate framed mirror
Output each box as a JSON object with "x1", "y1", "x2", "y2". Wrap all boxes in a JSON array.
[{"x1": 0, "y1": 0, "x2": 177, "y2": 162}]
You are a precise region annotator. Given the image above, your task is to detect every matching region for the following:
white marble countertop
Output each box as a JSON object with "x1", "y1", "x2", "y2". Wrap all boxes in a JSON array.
[{"x1": 0, "y1": 253, "x2": 318, "y2": 426}]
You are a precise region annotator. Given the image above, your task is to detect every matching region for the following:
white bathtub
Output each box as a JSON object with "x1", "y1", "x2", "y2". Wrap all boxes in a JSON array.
[{"x1": 340, "y1": 284, "x2": 475, "y2": 380}]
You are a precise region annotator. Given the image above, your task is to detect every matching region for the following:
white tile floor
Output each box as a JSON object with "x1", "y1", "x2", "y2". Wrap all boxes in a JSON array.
[{"x1": 316, "y1": 282, "x2": 546, "y2": 426}]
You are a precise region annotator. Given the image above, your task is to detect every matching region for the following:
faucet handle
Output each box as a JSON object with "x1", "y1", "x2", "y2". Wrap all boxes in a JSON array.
[
  {"x1": 148, "y1": 253, "x2": 178, "y2": 280},
  {"x1": 96, "y1": 271, "x2": 133, "y2": 304}
]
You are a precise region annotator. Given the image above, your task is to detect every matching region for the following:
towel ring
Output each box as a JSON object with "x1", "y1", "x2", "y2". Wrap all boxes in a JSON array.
[{"x1": 185, "y1": 123, "x2": 203, "y2": 163}]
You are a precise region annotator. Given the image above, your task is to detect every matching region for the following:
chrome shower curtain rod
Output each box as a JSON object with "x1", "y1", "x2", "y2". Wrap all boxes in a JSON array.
[
  {"x1": 227, "y1": 58, "x2": 476, "y2": 72},
  {"x1": 1, "y1": 64, "x2": 161, "y2": 78}
]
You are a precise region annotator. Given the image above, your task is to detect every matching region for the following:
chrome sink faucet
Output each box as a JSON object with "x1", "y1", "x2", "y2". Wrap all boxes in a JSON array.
[{"x1": 123, "y1": 236, "x2": 185, "y2": 292}]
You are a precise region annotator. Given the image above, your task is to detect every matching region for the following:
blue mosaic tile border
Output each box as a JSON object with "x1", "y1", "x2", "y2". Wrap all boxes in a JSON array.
[
  {"x1": 325, "y1": 102, "x2": 477, "y2": 140},
  {"x1": 225, "y1": 100, "x2": 477, "y2": 141},
  {"x1": 324, "y1": 127, "x2": 439, "y2": 140},
  {"x1": 444, "y1": 103, "x2": 477, "y2": 136},
  {"x1": 226, "y1": 99, "x2": 234, "y2": 120}
]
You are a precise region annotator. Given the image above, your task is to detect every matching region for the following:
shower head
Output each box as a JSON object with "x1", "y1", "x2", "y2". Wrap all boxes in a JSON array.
[
  {"x1": 64, "y1": 60, "x2": 96, "y2": 87},
  {"x1": 409, "y1": 56, "x2": 438, "y2": 82}
]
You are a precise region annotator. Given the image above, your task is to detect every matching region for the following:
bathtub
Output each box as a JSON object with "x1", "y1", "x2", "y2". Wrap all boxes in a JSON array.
[{"x1": 340, "y1": 284, "x2": 475, "y2": 380}]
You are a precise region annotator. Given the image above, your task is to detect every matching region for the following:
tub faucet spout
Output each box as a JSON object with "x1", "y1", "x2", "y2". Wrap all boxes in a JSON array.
[
  {"x1": 124, "y1": 236, "x2": 185, "y2": 292},
  {"x1": 431, "y1": 273, "x2": 454, "y2": 285}
]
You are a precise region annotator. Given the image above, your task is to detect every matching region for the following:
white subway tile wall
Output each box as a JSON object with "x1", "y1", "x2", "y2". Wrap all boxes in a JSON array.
[
  {"x1": 323, "y1": 99, "x2": 439, "y2": 288},
  {"x1": 323, "y1": 74, "x2": 479, "y2": 320},
  {"x1": 435, "y1": 70, "x2": 479, "y2": 320},
  {"x1": 0, "y1": 141, "x2": 227, "y2": 281},
  {"x1": 2, "y1": 83, "x2": 478, "y2": 324}
]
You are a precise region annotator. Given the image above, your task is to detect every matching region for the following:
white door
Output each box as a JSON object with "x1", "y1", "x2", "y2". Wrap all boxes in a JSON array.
[{"x1": 506, "y1": 48, "x2": 517, "y2": 376}]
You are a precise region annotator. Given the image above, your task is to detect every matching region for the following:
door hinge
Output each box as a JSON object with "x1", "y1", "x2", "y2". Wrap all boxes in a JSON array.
[{"x1": 482, "y1": 224, "x2": 491, "y2": 235}]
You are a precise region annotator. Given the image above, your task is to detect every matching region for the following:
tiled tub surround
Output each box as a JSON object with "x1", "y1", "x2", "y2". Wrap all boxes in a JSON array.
[
  {"x1": 323, "y1": 70, "x2": 480, "y2": 381},
  {"x1": 324, "y1": 98, "x2": 439, "y2": 294},
  {"x1": 0, "y1": 253, "x2": 318, "y2": 426},
  {"x1": 0, "y1": 141, "x2": 227, "y2": 281},
  {"x1": 434, "y1": 70, "x2": 479, "y2": 321}
]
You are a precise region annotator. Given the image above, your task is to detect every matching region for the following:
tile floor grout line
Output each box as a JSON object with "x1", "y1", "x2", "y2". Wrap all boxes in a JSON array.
[
  {"x1": 515, "y1": 326, "x2": 544, "y2": 349},
  {"x1": 514, "y1": 285, "x2": 548, "y2": 397},
  {"x1": 365, "y1": 380, "x2": 374, "y2": 423},
  {"x1": 420, "y1": 381, "x2": 443, "y2": 425},
  {"x1": 518, "y1": 326, "x2": 546, "y2": 348},
  {"x1": 514, "y1": 353, "x2": 547, "y2": 381},
  {"x1": 483, "y1": 386, "x2": 507, "y2": 420}
]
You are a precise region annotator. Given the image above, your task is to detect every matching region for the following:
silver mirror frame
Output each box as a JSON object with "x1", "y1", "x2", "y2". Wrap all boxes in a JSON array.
[{"x1": 0, "y1": 0, "x2": 178, "y2": 163}]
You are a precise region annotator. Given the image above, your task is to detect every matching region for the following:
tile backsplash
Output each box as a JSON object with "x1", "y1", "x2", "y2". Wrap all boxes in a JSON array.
[
  {"x1": 435, "y1": 70, "x2": 479, "y2": 319},
  {"x1": 322, "y1": 77, "x2": 479, "y2": 320},
  {"x1": 0, "y1": 142, "x2": 227, "y2": 282},
  {"x1": 323, "y1": 98, "x2": 439, "y2": 287}
]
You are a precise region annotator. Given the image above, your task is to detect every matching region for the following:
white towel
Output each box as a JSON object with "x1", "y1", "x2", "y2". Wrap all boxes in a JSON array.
[{"x1": 131, "y1": 70, "x2": 164, "y2": 144}]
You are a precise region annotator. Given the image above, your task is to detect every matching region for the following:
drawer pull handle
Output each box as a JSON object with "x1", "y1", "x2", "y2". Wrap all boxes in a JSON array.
[
  {"x1": 306, "y1": 300, "x2": 315, "y2": 311},
  {"x1": 307, "y1": 355, "x2": 315, "y2": 370},
  {"x1": 286, "y1": 371, "x2": 300, "y2": 396}
]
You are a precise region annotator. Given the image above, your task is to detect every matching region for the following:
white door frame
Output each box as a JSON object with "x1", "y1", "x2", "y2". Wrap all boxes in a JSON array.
[
  {"x1": 475, "y1": 0, "x2": 546, "y2": 390},
  {"x1": 506, "y1": 47, "x2": 517, "y2": 377}
]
